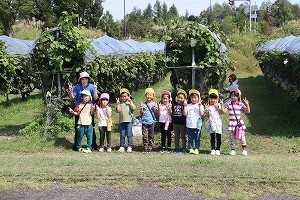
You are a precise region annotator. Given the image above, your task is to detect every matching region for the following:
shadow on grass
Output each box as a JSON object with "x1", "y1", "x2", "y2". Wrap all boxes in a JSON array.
[
  {"x1": 52, "y1": 137, "x2": 74, "y2": 149},
  {"x1": 0, "y1": 93, "x2": 42, "y2": 107},
  {"x1": 238, "y1": 75, "x2": 300, "y2": 138},
  {"x1": 0, "y1": 123, "x2": 30, "y2": 136}
]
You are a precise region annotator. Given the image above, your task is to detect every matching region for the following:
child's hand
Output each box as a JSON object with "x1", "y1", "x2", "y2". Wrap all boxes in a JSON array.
[
  {"x1": 67, "y1": 83, "x2": 73, "y2": 93},
  {"x1": 94, "y1": 83, "x2": 98, "y2": 91},
  {"x1": 116, "y1": 98, "x2": 120, "y2": 104},
  {"x1": 183, "y1": 100, "x2": 188, "y2": 106},
  {"x1": 69, "y1": 107, "x2": 74, "y2": 114},
  {"x1": 243, "y1": 97, "x2": 249, "y2": 105},
  {"x1": 204, "y1": 103, "x2": 209, "y2": 110},
  {"x1": 140, "y1": 102, "x2": 144, "y2": 110},
  {"x1": 166, "y1": 103, "x2": 171, "y2": 110}
]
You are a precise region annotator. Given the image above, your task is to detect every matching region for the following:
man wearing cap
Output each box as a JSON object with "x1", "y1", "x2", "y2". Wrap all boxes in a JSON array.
[{"x1": 68, "y1": 71, "x2": 99, "y2": 150}]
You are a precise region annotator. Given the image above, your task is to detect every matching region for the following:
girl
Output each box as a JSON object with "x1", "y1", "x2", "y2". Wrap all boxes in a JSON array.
[
  {"x1": 158, "y1": 90, "x2": 173, "y2": 153},
  {"x1": 69, "y1": 90, "x2": 94, "y2": 153},
  {"x1": 172, "y1": 89, "x2": 187, "y2": 153},
  {"x1": 140, "y1": 88, "x2": 158, "y2": 153},
  {"x1": 205, "y1": 89, "x2": 223, "y2": 156},
  {"x1": 96, "y1": 93, "x2": 112, "y2": 153},
  {"x1": 116, "y1": 88, "x2": 136, "y2": 153},
  {"x1": 221, "y1": 88, "x2": 250, "y2": 156},
  {"x1": 183, "y1": 89, "x2": 205, "y2": 155}
]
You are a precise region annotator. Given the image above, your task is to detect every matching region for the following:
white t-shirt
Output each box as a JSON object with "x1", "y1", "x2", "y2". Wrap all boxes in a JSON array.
[
  {"x1": 97, "y1": 106, "x2": 112, "y2": 127},
  {"x1": 186, "y1": 103, "x2": 204, "y2": 128},
  {"x1": 158, "y1": 104, "x2": 172, "y2": 123}
]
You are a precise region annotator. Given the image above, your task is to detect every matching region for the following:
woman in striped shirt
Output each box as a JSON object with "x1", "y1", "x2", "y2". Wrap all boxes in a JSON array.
[{"x1": 221, "y1": 88, "x2": 250, "y2": 156}]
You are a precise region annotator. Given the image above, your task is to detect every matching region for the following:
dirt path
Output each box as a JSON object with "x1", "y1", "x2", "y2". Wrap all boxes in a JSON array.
[{"x1": 0, "y1": 185, "x2": 299, "y2": 200}]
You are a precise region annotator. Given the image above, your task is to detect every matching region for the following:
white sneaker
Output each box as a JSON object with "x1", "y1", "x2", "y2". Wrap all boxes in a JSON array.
[
  {"x1": 107, "y1": 148, "x2": 112, "y2": 153},
  {"x1": 118, "y1": 147, "x2": 125, "y2": 153},
  {"x1": 98, "y1": 148, "x2": 104, "y2": 152},
  {"x1": 242, "y1": 150, "x2": 248, "y2": 156},
  {"x1": 215, "y1": 150, "x2": 221, "y2": 156},
  {"x1": 83, "y1": 148, "x2": 92, "y2": 153},
  {"x1": 210, "y1": 149, "x2": 216, "y2": 155},
  {"x1": 127, "y1": 146, "x2": 132, "y2": 153},
  {"x1": 229, "y1": 150, "x2": 236, "y2": 156}
]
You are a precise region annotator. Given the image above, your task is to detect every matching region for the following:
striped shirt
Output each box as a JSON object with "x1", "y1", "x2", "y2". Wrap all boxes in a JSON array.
[{"x1": 225, "y1": 101, "x2": 247, "y2": 131}]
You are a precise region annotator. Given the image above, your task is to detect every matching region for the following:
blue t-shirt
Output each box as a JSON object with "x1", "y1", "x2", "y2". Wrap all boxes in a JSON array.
[
  {"x1": 227, "y1": 82, "x2": 238, "y2": 91},
  {"x1": 72, "y1": 83, "x2": 97, "y2": 107},
  {"x1": 141, "y1": 102, "x2": 157, "y2": 125}
]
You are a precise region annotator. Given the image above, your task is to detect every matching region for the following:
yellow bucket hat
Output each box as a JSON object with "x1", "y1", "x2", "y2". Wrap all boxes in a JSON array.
[
  {"x1": 120, "y1": 88, "x2": 130, "y2": 96},
  {"x1": 177, "y1": 89, "x2": 187, "y2": 98},
  {"x1": 189, "y1": 89, "x2": 201, "y2": 102},
  {"x1": 208, "y1": 89, "x2": 219, "y2": 101},
  {"x1": 145, "y1": 87, "x2": 155, "y2": 95}
]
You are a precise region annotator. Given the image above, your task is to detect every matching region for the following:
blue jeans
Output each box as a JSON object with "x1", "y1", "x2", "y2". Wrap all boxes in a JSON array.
[
  {"x1": 76, "y1": 124, "x2": 93, "y2": 150},
  {"x1": 186, "y1": 128, "x2": 201, "y2": 150},
  {"x1": 119, "y1": 122, "x2": 133, "y2": 147}
]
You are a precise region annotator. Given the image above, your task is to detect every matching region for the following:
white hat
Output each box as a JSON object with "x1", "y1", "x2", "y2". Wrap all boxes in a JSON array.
[
  {"x1": 78, "y1": 71, "x2": 94, "y2": 83},
  {"x1": 80, "y1": 90, "x2": 92, "y2": 100}
]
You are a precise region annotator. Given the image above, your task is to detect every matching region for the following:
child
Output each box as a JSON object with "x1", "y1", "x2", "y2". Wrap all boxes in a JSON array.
[
  {"x1": 140, "y1": 88, "x2": 158, "y2": 153},
  {"x1": 116, "y1": 88, "x2": 136, "y2": 153},
  {"x1": 158, "y1": 90, "x2": 173, "y2": 153},
  {"x1": 172, "y1": 89, "x2": 187, "y2": 153},
  {"x1": 69, "y1": 90, "x2": 94, "y2": 153},
  {"x1": 221, "y1": 88, "x2": 250, "y2": 156},
  {"x1": 205, "y1": 89, "x2": 223, "y2": 156},
  {"x1": 183, "y1": 89, "x2": 205, "y2": 155},
  {"x1": 96, "y1": 93, "x2": 112, "y2": 153}
]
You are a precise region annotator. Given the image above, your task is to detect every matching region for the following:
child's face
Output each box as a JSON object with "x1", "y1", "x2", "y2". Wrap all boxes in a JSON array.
[
  {"x1": 190, "y1": 94, "x2": 199, "y2": 104},
  {"x1": 230, "y1": 92, "x2": 239, "y2": 102},
  {"x1": 145, "y1": 92, "x2": 154, "y2": 102},
  {"x1": 100, "y1": 98, "x2": 109, "y2": 106},
  {"x1": 209, "y1": 98, "x2": 217, "y2": 105},
  {"x1": 161, "y1": 94, "x2": 170, "y2": 105},
  {"x1": 82, "y1": 94, "x2": 90, "y2": 103},
  {"x1": 176, "y1": 94, "x2": 185, "y2": 103},
  {"x1": 121, "y1": 93, "x2": 129, "y2": 102}
]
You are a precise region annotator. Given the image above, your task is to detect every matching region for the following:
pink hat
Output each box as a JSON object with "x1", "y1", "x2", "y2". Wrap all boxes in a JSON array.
[
  {"x1": 100, "y1": 93, "x2": 110, "y2": 100},
  {"x1": 161, "y1": 90, "x2": 171, "y2": 96}
]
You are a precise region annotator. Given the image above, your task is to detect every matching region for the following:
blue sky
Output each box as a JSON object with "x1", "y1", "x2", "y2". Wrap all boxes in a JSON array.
[{"x1": 102, "y1": 0, "x2": 299, "y2": 21}]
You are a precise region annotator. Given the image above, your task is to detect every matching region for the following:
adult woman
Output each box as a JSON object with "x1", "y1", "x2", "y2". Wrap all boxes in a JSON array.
[{"x1": 68, "y1": 71, "x2": 99, "y2": 150}]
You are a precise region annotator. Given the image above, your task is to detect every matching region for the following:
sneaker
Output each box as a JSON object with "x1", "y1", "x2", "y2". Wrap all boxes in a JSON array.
[
  {"x1": 118, "y1": 147, "x2": 125, "y2": 153},
  {"x1": 215, "y1": 150, "x2": 221, "y2": 156},
  {"x1": 107, "y1": 148, "x2": 112, "y2": 153},
  {"x1": 193, "y1": 149, "x2": 199, "y2": 155},
  {"x1": 83, "y1": 148, "x2": 92, "y2": 153},
  {"x1": 127, "y1": 146, "x2": 132, "y2": 153},
  {"x1": 229, "y1": 150, "x2": 236, "y2": 156},
  {"x1": 211, "y1": 149, "x2": 216, "y2": 155},
  {"x1": 78, "y1": 148, "x2": 84, "y2": 152},
  {"x1": 166, "y1": 148, "x2": 171, "y2": 153},
  {"x1": 160, "y1": 147, "x2": 166, "y2": 153},
  {"x1": 181, "y1": 149, "x2": 187, "y2": 154},
  {"x1": 242, "y1": 150, "x2": 248, "y2": 156},
  {"x1": 189, "y1": 148, "x2": 195, "y2": 154},
  {"x1": 98, "y1": 148, "x2": 104, "y2": 152}
]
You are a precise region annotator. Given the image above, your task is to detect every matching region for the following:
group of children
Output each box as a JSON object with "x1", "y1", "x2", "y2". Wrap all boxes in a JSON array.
[{"x1": 69, "y1": 84, "x2": 251, "y2": 156}]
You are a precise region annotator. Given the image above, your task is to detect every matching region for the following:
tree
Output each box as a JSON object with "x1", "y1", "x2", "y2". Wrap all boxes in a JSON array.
[
  {"x1": 0, "y1": 0, "x2": 35, "y2": 36},
  {"x1": 272, "y1": 0, "x2": 294, "y2": 26},
  {"x1": 168, "y1": 4, "x2": 179, "y2": 20},
  {"x1": 154, "y1": 0, "x2": 162, "y2": 24},
  {"x1": 162, "y1": 2, "x2": 168, "y2": 21},
  {"x1": 143, "y1": 3, "x2": 153, "y2": 19}
]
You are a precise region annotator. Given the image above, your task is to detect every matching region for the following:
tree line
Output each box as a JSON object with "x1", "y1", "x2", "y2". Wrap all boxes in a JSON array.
[{"x1": 0, "y1": 0, "x2": 299, "y2": 39}]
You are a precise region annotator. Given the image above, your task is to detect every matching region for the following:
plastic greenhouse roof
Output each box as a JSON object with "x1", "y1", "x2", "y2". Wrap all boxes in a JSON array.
[
  {"x1": 0, "y1": 35, "x2": 34, "y2": 56},
  {"x1": 258, "y1": 35, "x2": 300, "y2": 55}
]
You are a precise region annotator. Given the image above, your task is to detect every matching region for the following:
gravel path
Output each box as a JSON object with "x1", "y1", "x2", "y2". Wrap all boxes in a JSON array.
[{"x1": 0, "y1": 185, "x2": 299, "y2": 200}]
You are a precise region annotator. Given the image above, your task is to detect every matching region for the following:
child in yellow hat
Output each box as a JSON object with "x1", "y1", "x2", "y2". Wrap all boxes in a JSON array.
[
  {"x1": 221, "y1": 88, "x2": 250, "y2": 156},
  {"x1": 183, "y1": 89, "x2": 205, "y2": 155},
  {"x1": 205, "y1": 89, "x2": 223, "y2": 156},
  {"x1": 116, "y1": 88, "x2": 136, "y2": 153},
  {"x1": 140, "y1": 88, "x2": 158, "y2": 152},
  {"x1": 172, "y1": 89, "x2": 187, "y2": 153}
]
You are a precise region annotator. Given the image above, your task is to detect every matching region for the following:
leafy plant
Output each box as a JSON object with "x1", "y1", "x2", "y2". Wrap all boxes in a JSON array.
[{"x1": 162, "y1": 20, "x2": 232, "y2": 94}]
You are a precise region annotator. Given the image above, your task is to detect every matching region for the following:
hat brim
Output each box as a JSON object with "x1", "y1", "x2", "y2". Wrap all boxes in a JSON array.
[{"x1": 78, "y1": 76, "x2": 94, "y2": 83}]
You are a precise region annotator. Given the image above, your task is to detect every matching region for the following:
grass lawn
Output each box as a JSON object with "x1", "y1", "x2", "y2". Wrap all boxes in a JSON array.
[{"x1": 0, "y1": 74, "x2": 299, "y2": 199}]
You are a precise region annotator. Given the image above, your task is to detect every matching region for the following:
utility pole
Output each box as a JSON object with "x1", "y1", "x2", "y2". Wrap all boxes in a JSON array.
[{"x1": 124, "y1": 0, "x2": 126, "y2": 38}]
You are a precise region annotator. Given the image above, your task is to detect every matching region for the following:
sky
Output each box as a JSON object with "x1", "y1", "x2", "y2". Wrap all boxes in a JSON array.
[{"x1": 102, "y1": 0, "x2": 300, "y2": 21}]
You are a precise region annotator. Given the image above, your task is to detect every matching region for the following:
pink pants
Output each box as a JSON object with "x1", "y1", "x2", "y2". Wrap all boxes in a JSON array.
[{"x1": 230, "y1": 131, "x2": 247, "y2": 150}]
